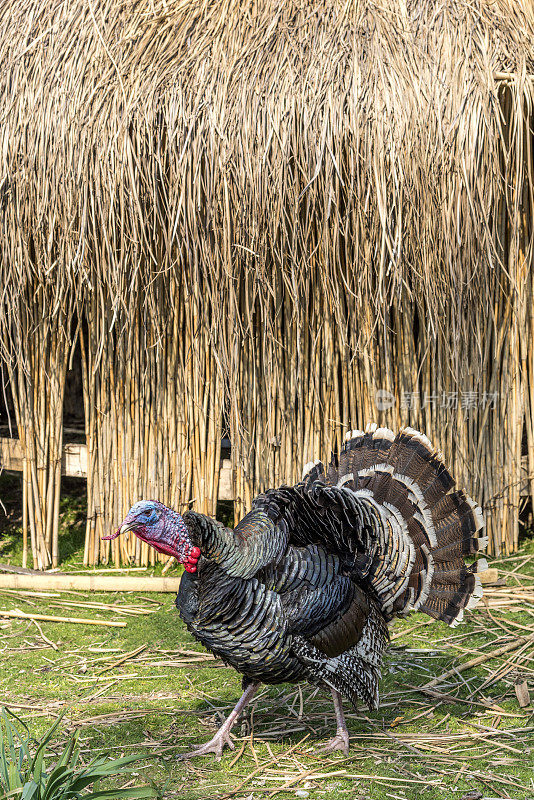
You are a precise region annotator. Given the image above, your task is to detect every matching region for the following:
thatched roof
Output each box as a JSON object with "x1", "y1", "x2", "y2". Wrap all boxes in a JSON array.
[
  {"x1": 2, "y1": 0, "x2": 533, "y2": 323},
  {"x1": 1, "y1": 0, "x2": 534, "y2": 560}
]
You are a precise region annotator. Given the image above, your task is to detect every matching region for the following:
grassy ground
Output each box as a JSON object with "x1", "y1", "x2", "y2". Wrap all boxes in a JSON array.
[{"x1": 1, "y1": 473, "x2": 534, "y2": 799}]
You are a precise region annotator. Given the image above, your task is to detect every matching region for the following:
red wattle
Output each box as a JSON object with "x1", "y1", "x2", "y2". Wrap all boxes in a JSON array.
[
  {"x1": 184, "y1": 563, "x2": 197, "y2": 573},
  {"x1": 190, "y1": 546, "x2": 201, "y2": 558}
]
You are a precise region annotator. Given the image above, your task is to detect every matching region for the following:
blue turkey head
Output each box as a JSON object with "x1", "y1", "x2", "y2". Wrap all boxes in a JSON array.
[{"x1": 102, "y1": 500, "x2": 201, "y2": 572}]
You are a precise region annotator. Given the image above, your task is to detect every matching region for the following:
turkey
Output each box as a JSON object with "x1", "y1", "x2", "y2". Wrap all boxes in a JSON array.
[{"x1": 103, "y1": 424, "x2": 487, "y2": 758}]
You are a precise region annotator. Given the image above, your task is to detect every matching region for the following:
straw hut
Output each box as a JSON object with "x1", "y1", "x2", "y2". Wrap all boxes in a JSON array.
[{"x1": 0, "y1": 0, "x2": 533, "y2": 567}]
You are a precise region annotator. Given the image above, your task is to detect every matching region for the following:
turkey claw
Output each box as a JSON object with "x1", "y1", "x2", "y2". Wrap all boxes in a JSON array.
[
  {"x1": 179, "y1": 730, "x2": 236, "y2": 761},
  {"x1": 316, "y1": 731, "x2": 350, "y2": 756}
]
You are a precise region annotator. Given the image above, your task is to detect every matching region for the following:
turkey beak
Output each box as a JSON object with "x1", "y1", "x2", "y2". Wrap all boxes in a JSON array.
[
  {"x1": 118, "y1": 522, "x2": 135, "y2": 542},
  {"x1": 102, "y1": 522, "x2": 135, "y2": 541}
]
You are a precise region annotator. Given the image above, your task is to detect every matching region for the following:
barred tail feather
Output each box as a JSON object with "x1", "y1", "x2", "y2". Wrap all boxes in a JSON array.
[{"x1": 333, "y1": 424, "x2": 486, "y2": 626}]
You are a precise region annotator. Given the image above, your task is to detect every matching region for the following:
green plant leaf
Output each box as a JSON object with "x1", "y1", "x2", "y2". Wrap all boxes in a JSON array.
[
  {"x1": 65, "y1": 753, "x2": 151, "y2": 792},
  {"x1": 30, "y1": 752, "x2": 44, "y2": 794},
  {"x1": 55, "y1": 732, "x2": 79, "y2": 771},
  {"x1": 0, "y1": 710, "x2": 30, "y2": 791},
  {"x1": 78, "y1": 754, "x2": 149, "y2": 774},
  {"x1": 40, "y1": 765, "x2": 74, "y2": 800},
  {"x1": 6, "y1": 767, "x2": 22, "y2": 792},
  {"x1": 27, "y1": 714, "x2": 65, "y2": 778},
  {"x1": 20, "y1": 781, "x2": 39, "y2": 800},
  {"x1": 0, "y1": 789, "x2": 23, "y2": 800},
  {"x1": 2, "y1": 717, "x2": 17, "y2": 765},
  {"x1": 0, "y1": 716, "x2": 11, "y2": 790},
  {"x1": 65, "y1": 769, "x2": 136, "y2": 796}
]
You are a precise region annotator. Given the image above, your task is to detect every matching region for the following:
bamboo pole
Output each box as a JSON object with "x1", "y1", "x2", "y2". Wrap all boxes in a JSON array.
[{"x1": 0, "y1": 573, "x2": 182, "y2": 592}]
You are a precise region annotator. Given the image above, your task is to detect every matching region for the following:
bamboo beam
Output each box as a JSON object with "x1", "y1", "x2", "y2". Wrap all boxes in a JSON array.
[
  {"x1": 0, "y1": 439, "x2": 234, "y2": 499},
  {"x1": 0, "y1": 574, "x2": 181, "y2": 593}
]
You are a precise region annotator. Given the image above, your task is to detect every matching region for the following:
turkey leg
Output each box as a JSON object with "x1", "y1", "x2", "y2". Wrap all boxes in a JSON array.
[
  {"x1": 317, "y1": 688, "x2": 350, "y2": 755},
  {"x1": 179, "y1": 681, "x2": 260, "y2": 760}
]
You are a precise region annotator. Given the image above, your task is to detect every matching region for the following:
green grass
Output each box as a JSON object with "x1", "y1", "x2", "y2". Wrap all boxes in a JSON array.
[{"x1": 1, "y1": 474, "x2": 533, "y2": 799}]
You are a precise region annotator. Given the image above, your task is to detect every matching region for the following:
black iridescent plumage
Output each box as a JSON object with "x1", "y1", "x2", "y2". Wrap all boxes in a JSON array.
[{"x1": 175, "y1": 426, "x2": 486, "y2": 739}]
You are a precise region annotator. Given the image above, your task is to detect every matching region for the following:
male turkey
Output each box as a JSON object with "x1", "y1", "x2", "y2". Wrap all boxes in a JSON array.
[{"x1": 104, "y1": 425, "x2": 486, "y2": 758}]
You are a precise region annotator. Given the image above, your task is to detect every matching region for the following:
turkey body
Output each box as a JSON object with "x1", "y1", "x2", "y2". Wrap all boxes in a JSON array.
[
  {"x1": 177, "y1": 549, "x2": 386, "y2": 707},
  {"x1": 177, "y1": 564, "x2": 306, "y2": 685},
  {"x1": 175, "y1": 425, "x2": 486, "y2": 711}
]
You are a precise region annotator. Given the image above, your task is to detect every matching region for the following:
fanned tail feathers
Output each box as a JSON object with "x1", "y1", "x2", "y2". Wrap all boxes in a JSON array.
[{"x1": 304, "y1": 424, "x2": 486, "y2": 627}]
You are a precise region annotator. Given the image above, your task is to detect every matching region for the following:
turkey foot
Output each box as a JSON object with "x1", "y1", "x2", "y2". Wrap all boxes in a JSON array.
[
  {"x1": 179, "y1": 727, "x2": 235, "y2": 760},
  {"x1": 179, "y1": 681, "x2": 260, "y2": 761},
  {"x1": 317, "y1": 688, "x2": 350, "y2": 756},
  {"x1": 317, "y1": 729, "x2": 350, "y2": 755}
]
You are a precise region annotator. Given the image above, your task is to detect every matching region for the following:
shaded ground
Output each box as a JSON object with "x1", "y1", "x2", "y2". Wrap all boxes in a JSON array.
[{"x1": 0, "y1": 476, "x2": 533, "y2": 799}]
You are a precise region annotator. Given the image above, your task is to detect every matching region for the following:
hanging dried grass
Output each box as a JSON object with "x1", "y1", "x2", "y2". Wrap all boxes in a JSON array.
[{"x1": 1, "y1": 0, "x2": 533, "y2": 564}]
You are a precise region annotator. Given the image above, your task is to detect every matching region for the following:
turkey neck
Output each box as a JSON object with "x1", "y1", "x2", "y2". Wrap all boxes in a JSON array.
[
  {"x1": 182, "y1": 509, "x2": 272, "y2": 575},
  {"x1": 182, "y1": 510, "x2": 230, "y2": 557}
]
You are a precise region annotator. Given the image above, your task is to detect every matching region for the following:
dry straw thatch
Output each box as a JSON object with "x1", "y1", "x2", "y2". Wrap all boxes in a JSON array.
[{"x1": 0, "y1": 0, "x2": 533, "y2": 566}]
